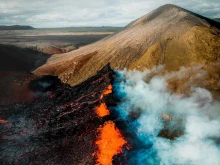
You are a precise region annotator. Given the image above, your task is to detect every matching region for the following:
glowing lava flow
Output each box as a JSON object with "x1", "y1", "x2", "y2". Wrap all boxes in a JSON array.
[
  {"x1": 96, "y1": 84, "x2": 112, "y2": 117},
  {"x1": 94, "y1": 84, "x2": 127, "y2": 165},
  {"x1": 95, "y1": 103, "x2": 110, "y2": 117},
  {"x1": 0, "y1": 119, "x2": 8, "y2": 124},
  {"x1": 95, "y1": 121, "x2": 127, "y2": 165},
  {"x1": 100, "y1": 84, "x2": 112, "y2": 99}
]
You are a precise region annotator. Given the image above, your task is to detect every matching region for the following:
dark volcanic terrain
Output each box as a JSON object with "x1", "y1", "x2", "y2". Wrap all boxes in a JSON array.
[
  {"x1": 1, "y1": 4, "x2": 220, "y2": 165},
  {"x1": 0, "y1": 65, "x2": 117, "y2": 165}
]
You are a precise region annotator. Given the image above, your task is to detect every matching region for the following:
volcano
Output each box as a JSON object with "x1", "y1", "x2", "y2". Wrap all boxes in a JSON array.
[
  {"x1": 1, "y1": 4, "x2": 220, "y2": 165},
  {"x1": 34, "y1": 4, "x2": 220, "y2": 89}
]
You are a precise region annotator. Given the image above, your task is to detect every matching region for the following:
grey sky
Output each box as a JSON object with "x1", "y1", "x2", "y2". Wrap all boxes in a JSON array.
[{"x1": 0, "y1": 0, "x2": 219, "y2": 28}]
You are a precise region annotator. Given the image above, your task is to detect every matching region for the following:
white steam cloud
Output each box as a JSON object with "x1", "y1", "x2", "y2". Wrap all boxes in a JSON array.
[{"x1": 114, "y1": 67, "x2": 220, "y2": 165}]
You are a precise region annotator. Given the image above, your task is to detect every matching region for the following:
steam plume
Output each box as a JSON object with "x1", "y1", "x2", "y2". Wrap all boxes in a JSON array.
[{"x1": 113, "y1": 67, "x2": 220, "y2": 165}]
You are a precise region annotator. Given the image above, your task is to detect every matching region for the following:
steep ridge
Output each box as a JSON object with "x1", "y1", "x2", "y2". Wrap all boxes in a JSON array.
[{"x1": 33, "y1": 4, "x2": 220, "y2": 87}]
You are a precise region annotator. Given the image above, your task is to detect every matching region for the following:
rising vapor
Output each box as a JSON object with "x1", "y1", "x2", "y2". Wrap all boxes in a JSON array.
[{"x1": 113, "y1": 67, "x2": 220, "y2": 165}]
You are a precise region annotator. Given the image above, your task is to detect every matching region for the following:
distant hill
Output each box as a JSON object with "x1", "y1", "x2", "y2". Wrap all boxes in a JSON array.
[
  {"x1": 63, "y1": 26, "x2": 122, "y2": 32},
  {"x1": 214, "y1": 18, "x2": 220, "y2": 23},
  {"x1": 40, "y1": 26, "x2": 123, "y2": 32},
  {"x1": 0, "y1": 25, "x2": 34, "y2": 30}
]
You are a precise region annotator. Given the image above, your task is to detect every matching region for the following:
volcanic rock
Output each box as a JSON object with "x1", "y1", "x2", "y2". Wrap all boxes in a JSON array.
[
  {"x1": 0, "y1": 65, "x2": 114, "y2": 165},
  {"x1": 0, "y1": 44, "x2": 50, "y2": 72},
  {"x1": 33, "y1": 4, "x2": 220, "y2": 89}
]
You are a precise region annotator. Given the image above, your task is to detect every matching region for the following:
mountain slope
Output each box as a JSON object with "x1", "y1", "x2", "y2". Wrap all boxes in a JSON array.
[{"x1": 33, "y1": 4, "x2": 220, "y2": 86}]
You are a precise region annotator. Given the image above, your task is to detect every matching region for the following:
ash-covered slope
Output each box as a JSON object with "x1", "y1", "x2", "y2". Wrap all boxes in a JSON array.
[{"x1": 33, "y1": 4, "x2": 220, "y2": 86}]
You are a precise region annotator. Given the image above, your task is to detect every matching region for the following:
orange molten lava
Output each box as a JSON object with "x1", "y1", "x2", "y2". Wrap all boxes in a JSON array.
[
  {"x1": 103, "y1": 85, "x2": 113, "y2": 95},
  {"x1": 100, "y1": 85, "x2": 113, "y2": 99},
  {"x1": 0, "y1": 119, "x2": 8, "y2": 124},
  {"x1": 95, "y1": 121, "x2": 127, "y2": 165},
  {"x1": 95, "y1": 103, "x2": 110, "y2": 117}
]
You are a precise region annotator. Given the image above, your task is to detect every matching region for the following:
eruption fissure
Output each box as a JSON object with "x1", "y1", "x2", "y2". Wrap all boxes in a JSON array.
[
  {"x1": 1, "y1": 63, "x2": 219, "y2": 164},
  {"x1": 95, "y1": 121, "x2": 127, "y2": 165},
  {"x1": 0, "y1": 65, "x2": 119, "y2": 165},
  {"x1": 94, "y1": 84, "x2": 128, "y2": 165},
  {"x1": 95, "y1": 103, "x2": 110, "y2": 117}
]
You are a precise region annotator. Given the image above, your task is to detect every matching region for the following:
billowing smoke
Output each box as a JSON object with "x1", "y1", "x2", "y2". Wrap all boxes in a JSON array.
[{"x1": 113, "y1": 67, "x2": 220, "y2": 165}]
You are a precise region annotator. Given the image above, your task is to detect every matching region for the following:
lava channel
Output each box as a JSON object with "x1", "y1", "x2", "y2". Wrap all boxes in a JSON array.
[
  {"x1": 94, "y1": 84, "x2": 128, "y2": 165},
  {"x1": 95, "y1": 121, "x2": 127, "y2": 165}
]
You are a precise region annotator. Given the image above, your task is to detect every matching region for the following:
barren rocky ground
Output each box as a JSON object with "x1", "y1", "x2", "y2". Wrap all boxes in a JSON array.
[{"x1": 0, "y1": 29, "x2": 115, "y2": 55}]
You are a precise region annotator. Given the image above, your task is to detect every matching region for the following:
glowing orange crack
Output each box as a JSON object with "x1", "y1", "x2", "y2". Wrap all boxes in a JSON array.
[
  {"x1": 95, "y1": 121, "x2": 127, "y2": 165},
  {"x1": 96, "y1": 84, "x2": 113, "y2": 117},
  {"x1": 95, "y1": 103, "x2": 110, "y2": 117},
  {"x1": 103, "y1": 85, "x2": 112, "y2": 95},
  {"x1": 0, "y1": 119, "x2": 8, "y2": 124},
  {"x1": 100, "y1": 85, "x2": 113, "y2": 99},
  {"x1": 94, "y1": 84, "x2": 127, "y2": 164}
]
